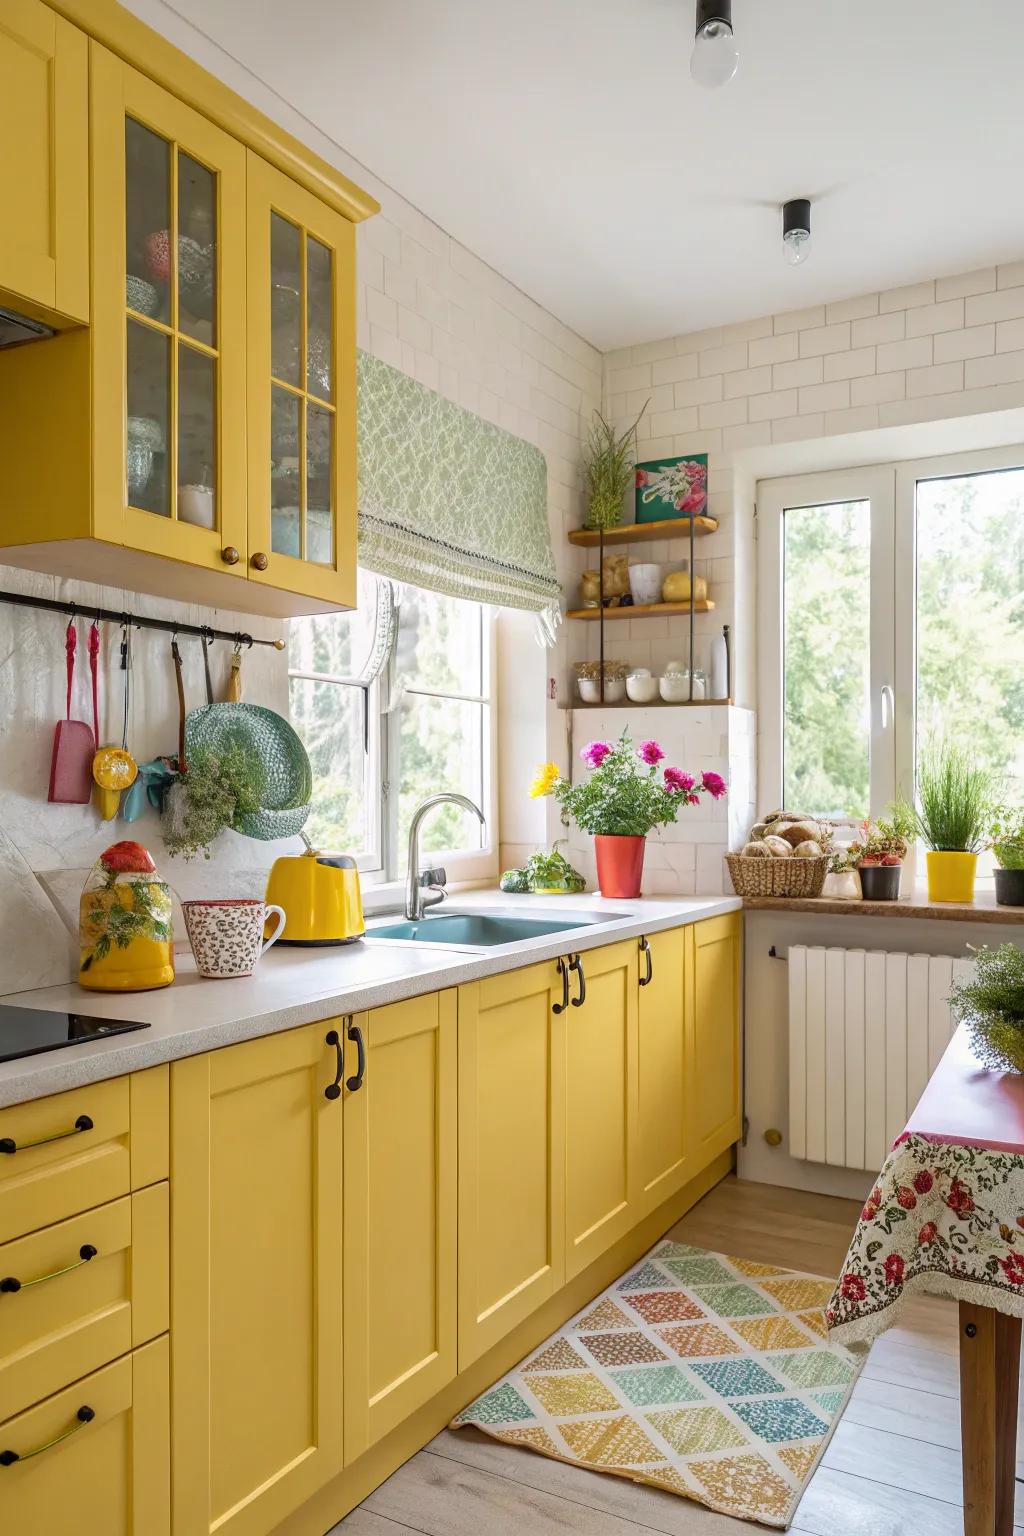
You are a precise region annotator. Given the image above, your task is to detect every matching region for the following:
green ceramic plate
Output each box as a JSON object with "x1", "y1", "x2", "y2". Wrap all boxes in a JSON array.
[{"x1": 184, "y1": 704, "x2": 312, "y2": 841}]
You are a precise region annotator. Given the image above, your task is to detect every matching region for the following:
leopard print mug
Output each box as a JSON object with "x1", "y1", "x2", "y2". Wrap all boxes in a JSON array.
[{"x1": 182, "y1": 899, "x2": 287, "y2": 979}]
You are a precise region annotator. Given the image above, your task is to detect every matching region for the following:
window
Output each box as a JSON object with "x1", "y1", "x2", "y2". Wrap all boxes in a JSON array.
[
  {"x1": 759, "y1": 447, "x2": 1024, "y2": 831},
  {"x1": 289, "y1": 572, "x2": 494, "y2": 882}
]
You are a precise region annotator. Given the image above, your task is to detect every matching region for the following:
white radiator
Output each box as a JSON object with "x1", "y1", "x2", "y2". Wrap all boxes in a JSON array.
[{"x1": 788, "y1": 947, "x2": 974, "y2": 1173}]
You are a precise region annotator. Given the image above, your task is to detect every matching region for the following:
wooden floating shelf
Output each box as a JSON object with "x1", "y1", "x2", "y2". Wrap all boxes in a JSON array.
[
  {"x1": 565, "y1": 697, "x2": 732, "y2": 710},
  {"x1": 566, "y1": 600, "x2": 714, "y2": 621},
  {"x1": 568, "y1": 516, "x2": 718, "y2": 547}
]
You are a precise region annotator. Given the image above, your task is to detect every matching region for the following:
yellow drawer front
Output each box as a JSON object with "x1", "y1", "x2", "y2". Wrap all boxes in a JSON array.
[
  {"x1": 0, "y1": 1335, "x2": 169, "y2": 1536},
  {"x1": 0, "y1": 1068, "x2": 168, "y2": 1245},
  {"x1": 0, "y1": 1183, "x2": 168, "y2": 1422}
]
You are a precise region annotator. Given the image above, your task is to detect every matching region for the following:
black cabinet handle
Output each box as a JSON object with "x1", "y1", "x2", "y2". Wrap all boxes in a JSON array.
[
  {"x1": 345, "y1": 1022, "x2": 366, "y2": 1092},
  {"x1": 0, "y1": 1405, "x2": 95, "y2": 1466},
  {"x1": 552, "y1": 956, "x2": 570, "y2": 1014},
  {"x1": 1, "y1": 1243, "x2": 98, "y2": 1296},
  {"x1": 324, "y1": 1030, "x2": 343, "y2": 1101},
  {"x1": 639, "y1": 936, "x2": 653, "y2": 987},
  {"x1": 0, "y1": 1114, "x2": 93, "y2": 1156},
  {"x1": 570, "y1": 953, "x2": 587, "y2": 1008}
]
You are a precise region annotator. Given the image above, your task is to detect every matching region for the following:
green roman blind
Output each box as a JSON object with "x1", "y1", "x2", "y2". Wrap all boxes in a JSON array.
[{"x1": 356, "y1": 351, "x2": 560, "y2": 613}]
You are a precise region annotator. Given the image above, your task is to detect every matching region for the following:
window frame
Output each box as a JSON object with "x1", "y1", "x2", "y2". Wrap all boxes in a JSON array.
[
  {"x1": 758, "y1": 443, "x2": 1024, "y2": 838},
  {"x1": 288, "y1": 581, "x2": 498, "y2": 889}
]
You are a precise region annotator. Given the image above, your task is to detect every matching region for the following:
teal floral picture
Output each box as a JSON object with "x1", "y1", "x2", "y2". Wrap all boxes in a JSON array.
[{"x1": 635, "y1": 453, "x2": 708, "y2": 524}]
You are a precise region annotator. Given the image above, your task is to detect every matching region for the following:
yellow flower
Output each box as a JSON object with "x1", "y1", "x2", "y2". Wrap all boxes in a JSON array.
[{"x1": 529, "y1": 762, "x2": 560, "y2": 799}]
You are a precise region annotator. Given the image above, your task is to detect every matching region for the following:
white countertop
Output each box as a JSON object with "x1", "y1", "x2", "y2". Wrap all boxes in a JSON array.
[{"x1": 0, "y1": 889, "x2": 740, "y2": 1108}]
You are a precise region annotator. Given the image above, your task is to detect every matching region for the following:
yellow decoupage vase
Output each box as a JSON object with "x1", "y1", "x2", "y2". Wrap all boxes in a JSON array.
[{"x1": 79, "y1": 841, "x2": 175, "y2": 991}]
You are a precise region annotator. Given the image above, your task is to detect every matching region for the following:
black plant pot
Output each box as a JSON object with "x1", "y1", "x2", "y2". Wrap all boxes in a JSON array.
[
  {"x1": 858, "y1": 864, "x2": 902, "y2": 901},
  {"x1": 995, "y1": 868, "x2": 1024, "y2": 907}
]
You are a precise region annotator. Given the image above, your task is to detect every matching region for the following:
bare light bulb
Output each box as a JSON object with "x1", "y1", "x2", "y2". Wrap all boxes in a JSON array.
[
  {"x1": 690, "y1": 3, "x2": 738, "y2": 89},
  {"x1": 782, "y1": 200, "x2": 812, "y2": 267}
]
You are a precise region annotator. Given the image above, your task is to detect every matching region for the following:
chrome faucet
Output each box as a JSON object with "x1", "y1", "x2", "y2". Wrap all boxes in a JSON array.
[{"x1": 405, "y1": 793, "x2": 486, "y2": 921}]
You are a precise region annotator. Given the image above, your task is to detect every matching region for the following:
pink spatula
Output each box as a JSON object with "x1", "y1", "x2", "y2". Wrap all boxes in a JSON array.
[{"x1": 48, "y1": 619, "x2": 95, "y2": 804}]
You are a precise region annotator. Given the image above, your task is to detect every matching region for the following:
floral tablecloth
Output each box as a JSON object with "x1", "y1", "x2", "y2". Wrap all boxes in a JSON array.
[{"x1": 826, "y1": 1130, "x2": 1024, "y2": 1349}]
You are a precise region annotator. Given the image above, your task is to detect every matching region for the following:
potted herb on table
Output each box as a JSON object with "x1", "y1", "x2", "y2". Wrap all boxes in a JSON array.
[
  {"x1": 950, "y1": 943, "x2": 1024, "y2": 1073},
  {"x1": 988, "y1": 807, "x2": 1024, "y2": 907},
  {"x1": 849, "y1": 809, "x2": 914, "y2": 901},
  {"x1": 899, "y1": 742, "x2": 992, "y2": 904},
  {"x1": 530, "y1": 733, "x2": 726, "y2": 899}
]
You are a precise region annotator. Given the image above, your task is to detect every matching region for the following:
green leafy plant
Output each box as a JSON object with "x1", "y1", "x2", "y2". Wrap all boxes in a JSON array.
[
  {"x1": 950, "y1": 943, "x2": 1024, "y2": 1072},
  {"x1": 988, "y1": 806, "x2": 1024, "y2": 870},
  {"x1": 897, "y1": 742, "x2": 993, "y2": 853},
  {"x1": 500, "y1": 843, "x2": 586, "y2": 894},
  {"x1": 163, "y1": 745, "x2": 264, "y2": 861},
  {"x1": 848, "y1": 806, "x2": 916, "y2": 866},
  {"x1": 583, "y1": 404, "x2": 647, "y2": 530},
  {"x1": 81, "y1": 880, "x2": 172, "y2": 970},
  {"x1": 531, "y1": 733, "x2": 725, "y2": 838}
]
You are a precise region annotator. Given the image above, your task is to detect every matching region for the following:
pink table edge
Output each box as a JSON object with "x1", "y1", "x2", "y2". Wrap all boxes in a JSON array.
[{"x1": 901, "y1": 1024, "x2": 1024, "y2": 1156}]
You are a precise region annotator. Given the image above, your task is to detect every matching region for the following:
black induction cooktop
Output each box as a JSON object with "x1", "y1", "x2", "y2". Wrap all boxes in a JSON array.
[{"x1": 0, "y1": 1006, "x2": 150, "y2": 1065}]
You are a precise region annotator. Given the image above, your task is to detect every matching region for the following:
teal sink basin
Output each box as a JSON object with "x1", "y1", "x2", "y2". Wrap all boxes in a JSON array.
[{"x1": 366, "y1": 910, "x2": 618, "y2": 947}]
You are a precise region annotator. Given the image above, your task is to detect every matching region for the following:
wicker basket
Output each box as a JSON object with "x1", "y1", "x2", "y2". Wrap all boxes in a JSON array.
[{"x1": 725, "y1": 854, "x2": 829, "y2": 899}]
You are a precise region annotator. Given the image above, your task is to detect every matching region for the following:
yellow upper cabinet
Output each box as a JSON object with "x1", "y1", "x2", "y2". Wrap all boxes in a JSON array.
[
  {"x1": 90, "y1": 47, "x2": 249, "y2": 582},
  {"x1": 0, "y1": 0, "x2": 88, "y2": 324},
  {"x1": 0, "y1": 6, "x2": 375, "y2": 617},
  {"x1": 246, "y1": 153, "x2": 358, "y2": 610}
]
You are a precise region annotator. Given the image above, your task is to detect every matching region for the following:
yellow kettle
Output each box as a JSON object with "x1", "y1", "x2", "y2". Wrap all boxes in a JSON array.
[{"x1": 264, "y1": 844, "x2": 364, "y2": 945}]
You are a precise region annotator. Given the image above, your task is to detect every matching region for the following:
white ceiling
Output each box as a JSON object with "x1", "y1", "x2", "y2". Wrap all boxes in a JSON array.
[{"x1": 157, "y1": 0, "x2": 1024, "y2": 350}]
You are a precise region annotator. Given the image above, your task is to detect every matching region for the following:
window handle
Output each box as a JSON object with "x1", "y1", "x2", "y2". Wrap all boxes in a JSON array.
[{"x1": 880, "y1": 685, "x2": 895, "y2": 730}]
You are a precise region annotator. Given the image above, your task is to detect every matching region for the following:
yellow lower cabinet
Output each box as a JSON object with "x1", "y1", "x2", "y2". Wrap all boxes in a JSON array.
[
  {"x1": 343, "y1": 993, "x2": 457, "y2": 1461},
  {"x1": 636, "y1": 927, "x2": 690, "y2": 1216},
  {"x1": 0, "y1": 1334, "x2": 169, "y2": 1535},
  {"x1": 688, "y1": 914, "x2": 742, "y2": 1165},
  {"x1": 170, "y1": 1024, "x2": 344, "y2": 1536},
  {"x1": 564, "y1": 940, "x2": 639, "y2": 1281},
  {"x1": 458, "y1": 962, "x2": 566, "y2": 1367},
  {"x1": 0, "y1": 1182, "x2": 167, "y2": 1423}
]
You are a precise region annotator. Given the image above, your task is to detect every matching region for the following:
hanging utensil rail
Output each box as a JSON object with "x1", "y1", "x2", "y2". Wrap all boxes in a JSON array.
[{"x1": 0, "y1": 589, "x2": 286, "y2": 650}]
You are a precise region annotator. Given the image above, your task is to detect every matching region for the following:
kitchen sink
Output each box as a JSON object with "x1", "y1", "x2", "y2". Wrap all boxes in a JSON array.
[{"x1": 365, "y1": 909, "x2": 625, "y2": 948}]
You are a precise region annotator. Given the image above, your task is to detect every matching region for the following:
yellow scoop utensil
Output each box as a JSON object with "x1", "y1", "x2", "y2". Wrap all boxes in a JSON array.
[{"x1": 92, "y1": 624, "x2": 138, "y2": 821}]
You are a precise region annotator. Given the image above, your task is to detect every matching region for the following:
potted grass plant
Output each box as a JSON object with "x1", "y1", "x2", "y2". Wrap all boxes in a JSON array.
[
  {"x1": 582, "y1": 403, "x2": 647, "y2": 531},
  {"x1": 530, "y1": 733, "x2": 725, "y2": 898},
  {"x1": 899, "y1": 742, "x2": 992, "y2": 904},
  {"x1": 988, "y1": 806, "x2": 1024, "y2": 907},
  {"x1": 848, "y1": 808, "x2": 914, "y2": 901}
]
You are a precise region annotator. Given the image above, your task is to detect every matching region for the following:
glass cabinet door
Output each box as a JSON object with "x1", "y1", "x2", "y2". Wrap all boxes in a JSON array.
[
  {"x1": 247, "y1": 152, "x2": 357, "y2": 608},
  {"x1": 91, "y1": 51, "x2": 247, "y2": 573}
]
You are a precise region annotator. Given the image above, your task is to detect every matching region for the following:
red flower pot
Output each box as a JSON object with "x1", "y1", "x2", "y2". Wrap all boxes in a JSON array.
[{"x1": 594, "y1": 835, "x2": 646, "y2": 898}]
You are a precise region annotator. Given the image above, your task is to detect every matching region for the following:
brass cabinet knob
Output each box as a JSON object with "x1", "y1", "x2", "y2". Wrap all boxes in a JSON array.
[
  {"x1": 250, "y1": 551, "x2": 269, "y2": 572},
  {"x1": 221, "y1": 546, "x2": 240, "y2": 566}
]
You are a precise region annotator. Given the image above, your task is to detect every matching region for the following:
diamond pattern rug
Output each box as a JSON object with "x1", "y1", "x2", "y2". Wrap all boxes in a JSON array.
[{"x1": 450, "y1": 1239, "x2": 864, "y2": 1528}]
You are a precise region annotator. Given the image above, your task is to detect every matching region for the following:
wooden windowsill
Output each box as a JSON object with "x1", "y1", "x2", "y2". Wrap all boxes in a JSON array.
[{"x1": 742, "y1": 893, "x2": 1024, "y2": 924}]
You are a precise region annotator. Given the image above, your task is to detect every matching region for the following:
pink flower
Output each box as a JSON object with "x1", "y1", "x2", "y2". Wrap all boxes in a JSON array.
[
  {"x1": 686, "y1": 460, "x2": 707, "y2": 482},
  {"x1": 884, "y1": 1254, "x2": 905, "y2": 1287},
  {"x1": 946, "y1": 1177, "x2": 975, "y2": 1218},
  {"x1": 896, "y1": 1186, "x2": 917, "y2": 1210},
  {"x1": 679, "y1": 489, "x2": 706, "y2": 514},
  {"x1": 581, "y1": 741, "x2": 612, "y2": 770},
  {"x1": 701, "y1": 771, "x2": 727, "y2": 799},
  {"x1": 635, "y1": 468, "x2": 649, "y2": 488},
  {"x1": 917, "y1": 1222, "x2": 938, "y2": 1247},
  {"x1": 840, "y1": 1273, "x2": 866, "y2": 1302},
  {"x1": 913, "y1": 1170, "x2": 934, "y2": 1195},
  {"x1": 664, "y1": 767, "x2": 695, "y2": 794},
  {"x1": 638, "y1": 739, "x2": 664, "y2": 766},
  {"x1": 687, "y1": 793, "x2": 701, "y2": 805}
]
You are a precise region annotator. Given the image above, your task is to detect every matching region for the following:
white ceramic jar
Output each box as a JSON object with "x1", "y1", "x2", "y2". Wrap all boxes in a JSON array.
[
  {"x1": 628, "y1": 563, "x2": 664, "y2": 606},
  {"x1": 626, "y1": 669, "x2": 659, "y2": 703}
]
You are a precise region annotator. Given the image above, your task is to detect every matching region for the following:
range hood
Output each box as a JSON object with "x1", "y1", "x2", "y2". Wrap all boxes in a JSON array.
[{"x1": 0, "y1": 306, "x2": 55, "y2": 347}]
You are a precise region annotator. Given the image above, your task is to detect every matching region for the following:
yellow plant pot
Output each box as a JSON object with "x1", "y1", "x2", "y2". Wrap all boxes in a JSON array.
[{"x1": 926, "y1": 851, "x2": 978, "y2": 904}]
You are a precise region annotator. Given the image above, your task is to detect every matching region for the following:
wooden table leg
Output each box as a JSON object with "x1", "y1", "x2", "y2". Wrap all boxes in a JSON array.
[{"x1": 959, "y1": 1301, "x2": 1022, "y2": 1535}]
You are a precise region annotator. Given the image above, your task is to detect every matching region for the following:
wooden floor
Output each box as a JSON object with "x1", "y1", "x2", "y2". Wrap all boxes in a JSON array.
[{"x1": 336, "y1": 1175, "x2": 1019, "y2": 1535}]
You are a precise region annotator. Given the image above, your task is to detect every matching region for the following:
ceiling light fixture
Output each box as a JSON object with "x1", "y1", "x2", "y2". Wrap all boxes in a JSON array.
[
  {"x1": 782, "y1": 198, "x2": 812, "y2": 266},
  {"x1": 690, "y1": 0, "x2": 739, "y2": 89}
]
